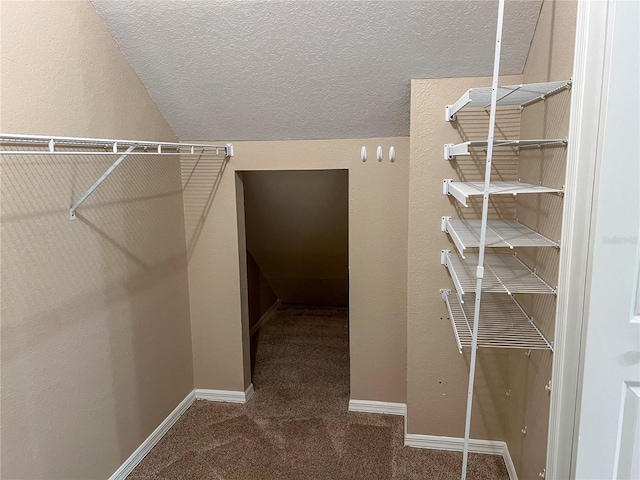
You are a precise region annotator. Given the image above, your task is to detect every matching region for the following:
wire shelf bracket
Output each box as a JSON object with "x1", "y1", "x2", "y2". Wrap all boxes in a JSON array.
[
  {"x1": 444, "y1": 138, "x2": 567, "y2": 160},
  {"x1": 0, "y1": 133, "x2": 233, "y2": 220},
  {"x1": 441, "y1": 217, "x2": 559, "y2": 257},
  {"x1": 445, "y1": 80, "x2": 571, "y2": 122},
  {"x1": 443, "y1": 179, "x2": 564, "y2": 207}
]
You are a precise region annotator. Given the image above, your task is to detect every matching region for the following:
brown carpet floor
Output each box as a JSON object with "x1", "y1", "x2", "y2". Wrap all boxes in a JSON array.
[{"x1": 128, "y1": 304, "x2": 509, "y2": 479}]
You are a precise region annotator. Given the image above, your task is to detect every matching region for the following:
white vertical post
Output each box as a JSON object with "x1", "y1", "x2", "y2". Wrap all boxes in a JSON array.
[{"x1": 460, "y1": 0, "x2": 505, "y2": 478}]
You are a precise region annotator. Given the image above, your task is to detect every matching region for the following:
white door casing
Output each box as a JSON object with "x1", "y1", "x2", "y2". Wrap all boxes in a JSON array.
[{"x1": 573, "y1": 0, "x2": 640, "y2": 478}]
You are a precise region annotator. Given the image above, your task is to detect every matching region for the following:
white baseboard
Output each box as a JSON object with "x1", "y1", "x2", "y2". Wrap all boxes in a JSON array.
[
  {"x1": 195, "y1": 383, "x2": 254, "y2": 403},
  {"x1": 109, "y1": 384, "x2": 256, "y2": 479},
  {"x1": 250, "y1": 300, "x2": 280, "y2": 336},
  {"x1": 348, "y1": 399, "x2": 407, "y2": 416},
  {"x1": 404, "y1": 433, "x2": 504, "y2": 454},
  {"x1": 109, "y1": 390, "x2": 195, "y2": 480},
  {"x1": 502, "y1": 442, "x2": 518, "y2": 480},
  {"x1": 404, "y1": 434, "x2": 518, "y2": 480}
]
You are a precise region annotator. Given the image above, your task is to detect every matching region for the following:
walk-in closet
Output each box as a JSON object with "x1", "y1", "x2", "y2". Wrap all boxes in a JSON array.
[{"x1": 2, "y1": 0, "x2": 638, "y2": 479}]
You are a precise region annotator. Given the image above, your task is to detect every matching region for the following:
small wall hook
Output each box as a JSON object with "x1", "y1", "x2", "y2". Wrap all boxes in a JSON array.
[
  {"x1": 389, "y1": 146, "x2": 396, "y2": 162},
  {"x1": 361, "y1": 146, "x2": 367, "y2": 162},
  {"x1": 376, "y1": 146, "x2": 383, "y2": 162}
]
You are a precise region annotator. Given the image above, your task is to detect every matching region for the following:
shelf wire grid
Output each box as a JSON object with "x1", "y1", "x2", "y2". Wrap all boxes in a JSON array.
[
  {"x1": 445, "y1": 180, "x2": 563, "y2": 207},
  {"x1": 444, "y1": 251, "x2": 557, "y2": 298},
  {"x1": 442, "y1": 290, "x2": 553, "y2": 352},
  {"x1": 458, "y1": 80, "x2": 570, "y2": 110},
  {"x1": 444, "y1": 218, "x2": 559, "y2": 253}
]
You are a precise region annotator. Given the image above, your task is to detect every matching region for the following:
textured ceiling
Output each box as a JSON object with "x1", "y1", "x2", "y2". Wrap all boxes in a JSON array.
[{"x1": 92, "y1": 1, "x2": 542, "y2": 141}]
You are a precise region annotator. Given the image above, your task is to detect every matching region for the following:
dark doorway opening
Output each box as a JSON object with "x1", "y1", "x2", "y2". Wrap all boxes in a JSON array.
[{"x1": 239, "y1": 169, "x2": 349, "y2": 385}]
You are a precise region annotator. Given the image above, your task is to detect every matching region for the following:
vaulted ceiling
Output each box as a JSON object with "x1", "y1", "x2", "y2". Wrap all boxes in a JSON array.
[{"x1": 92, "y1": 0, "x2": 542, "y2": 141}]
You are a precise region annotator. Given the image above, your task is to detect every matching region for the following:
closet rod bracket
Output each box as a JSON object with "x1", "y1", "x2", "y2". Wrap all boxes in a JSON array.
[{"x1": 69, "y1": 144, "x2": 137, "y2": 220}]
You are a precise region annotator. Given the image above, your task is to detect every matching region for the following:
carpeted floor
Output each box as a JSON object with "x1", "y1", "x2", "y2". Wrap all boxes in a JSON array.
[{"x1": 128, "y1": 304, "x2": 509, "y2": 479}]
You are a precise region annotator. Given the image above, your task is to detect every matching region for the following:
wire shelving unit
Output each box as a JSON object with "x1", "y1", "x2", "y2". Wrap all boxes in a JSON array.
[{"x1": 435, "y1": 0, "x2": 570, "y2": 477}]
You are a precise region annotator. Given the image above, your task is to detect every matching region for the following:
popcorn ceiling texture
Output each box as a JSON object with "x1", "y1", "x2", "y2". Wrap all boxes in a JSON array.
[{"x1": 91, "y1": 0, "x2": 542, "y2": 141}]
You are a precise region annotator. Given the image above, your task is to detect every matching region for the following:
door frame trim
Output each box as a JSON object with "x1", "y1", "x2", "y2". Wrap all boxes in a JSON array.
[{"x1": 546, "y1": 0, "x2": 616, "y2": 478}]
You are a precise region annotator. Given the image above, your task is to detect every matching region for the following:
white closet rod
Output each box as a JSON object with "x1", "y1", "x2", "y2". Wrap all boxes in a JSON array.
[
  {"x1": 0, "y1": 133, "x2": 234, "y2": 220},
  {"x1": 460, "y1": 0, "x2": 505, "y2": 478},
  {"x1": 0, "y1": 133, "x2": 233, "y2": 156}
]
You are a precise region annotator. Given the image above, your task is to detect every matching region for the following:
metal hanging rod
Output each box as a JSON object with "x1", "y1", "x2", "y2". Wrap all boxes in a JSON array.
[
  {"x1": 0, "y1": 133, "x2": 233, "y2": 156},
  {"x1": 0, "y1": 133, "x2": 234, "y2": 220}
]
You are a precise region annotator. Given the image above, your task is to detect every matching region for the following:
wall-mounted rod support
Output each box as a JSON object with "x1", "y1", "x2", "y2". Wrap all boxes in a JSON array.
[{"x1": 69, "y1": 145, "x2": 136, "y2": 220}]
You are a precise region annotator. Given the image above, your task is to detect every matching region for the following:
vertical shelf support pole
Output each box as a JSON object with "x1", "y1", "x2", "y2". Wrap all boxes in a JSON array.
[
  {"x1": 69, "y1": 144, "x2": 137, "y2": 220},
  {"x1": 460, "y1": 0, "x2": 505, "y2": 478}
]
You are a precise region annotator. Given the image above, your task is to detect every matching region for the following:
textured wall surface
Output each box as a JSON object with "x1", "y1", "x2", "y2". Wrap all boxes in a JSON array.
[
  {"x1": 91, "y1": 0, "x2": 542, "y2": 140},
  {"x1": 183, "y1": 138, "x2": 409, "y2": 405},
  {"x1": 0, "y1": 2, "x2": 193, "y2": 478},
  {"x1": 506, "y1": 1, "x2": 577, "y2": 478},
  {"x1": 243, "y1": 170, "x2": 349, "y2": 307},
  {"x1": 407, "y1": 74, "x2": 523, "y2": 441}
]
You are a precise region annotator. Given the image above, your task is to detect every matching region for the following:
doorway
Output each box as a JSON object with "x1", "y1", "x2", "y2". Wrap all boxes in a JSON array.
[{"x1": 237, "y1": 169, "x2": 350, "y2": 390}]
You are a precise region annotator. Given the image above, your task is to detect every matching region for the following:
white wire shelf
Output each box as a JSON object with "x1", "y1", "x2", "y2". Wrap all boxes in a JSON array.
[
  {"x1": 442, "y1": 179, "x2": 563, "y2": 207},
  {"x1": 441, "y1": 250, "x2": 556, "y2": 300},
  {"x1": 440, "y1": 289, "x2": 553, "y2": 353},
  {"x1": 445, "y1": 80, "x2": 571, "y2": 121},
  {"x1": 0, "y1": 133, "x2": 233, "y2": 156},
  {"x1": 444, "y1": 138, "x2": 567, "y2": 160},
  {"x1": 441, "y1": 217, "x2": 559, "y2": 257},
  {"x1": 0, "y1": 133, "x2": 234, "y2": 220}
]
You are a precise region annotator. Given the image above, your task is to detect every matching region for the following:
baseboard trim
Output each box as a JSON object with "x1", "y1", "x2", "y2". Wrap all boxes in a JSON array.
[
  {"x1": 195, "y1": 383, "x2": 254, "y2": 404},
  {"x1": 108, "y1": 390, "x2": 195, "y2": 480},
  {"x1": 250, "y1": 300, "x2": 280, "y2": 336},
  {"x1": 404, "y1": 434, "x2": 518, "y2": 480},
  {"x1": 404, "y1": 433, "x2": 503, "y2": 454},
  {"x1": 502, "y1": 442, "x2": 518, "y2": 480},
  {"x1": 348, "y1": 399, "x2": 407, "y2": 416}
]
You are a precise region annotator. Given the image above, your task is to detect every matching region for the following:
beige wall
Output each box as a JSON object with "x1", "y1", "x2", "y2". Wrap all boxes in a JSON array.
[
  {"x1": 507, "y1": 1, "x2": 577, "y2": 478},
  {"x1": 0, "y1": 2, "x2": 193, "y2": 479},
  {"x1": 184, "y1": 139, "x2": 409, "y2": 403},
  {"x1": 243, "y1": 170, "x2": 349, "y2": 307},
  {"x1": 246, "y1": 250, "x2": 277, "y2": 331}
]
